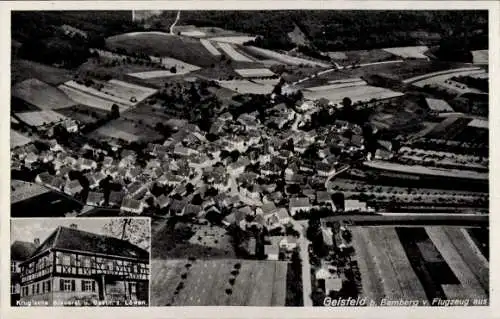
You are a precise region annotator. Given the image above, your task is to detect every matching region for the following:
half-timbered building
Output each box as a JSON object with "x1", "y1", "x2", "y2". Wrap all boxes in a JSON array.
[{"x1": 18, "y1": 225, "x2": 149, "y2": 306}]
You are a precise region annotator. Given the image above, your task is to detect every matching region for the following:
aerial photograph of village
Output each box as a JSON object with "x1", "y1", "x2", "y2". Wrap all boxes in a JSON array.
[{"x1": 10, "y1": 10, "x2": 489, "y2": 307}]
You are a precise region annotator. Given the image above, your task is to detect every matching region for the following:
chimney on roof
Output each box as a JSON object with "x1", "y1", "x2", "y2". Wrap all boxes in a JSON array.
[
  {"x1": 69, "y1": 223, "x2": 78, "y2": 229},
  {"x1": 34, "y1": 238, "x2": 40, "y2": 246}
]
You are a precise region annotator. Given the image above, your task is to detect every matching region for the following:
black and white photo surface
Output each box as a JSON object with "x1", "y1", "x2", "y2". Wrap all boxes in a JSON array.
[
  {"x1": 9, "y1": 9, "x2": 489, "y2": 308},
  {"x1": 10, "y1": 218, "x2": 151, "y2": 307}
]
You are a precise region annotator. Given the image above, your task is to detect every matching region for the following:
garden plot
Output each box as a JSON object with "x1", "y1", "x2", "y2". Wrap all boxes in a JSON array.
[
  {"x1": 209, "y1": 36, "x2": 257, "y2": 44},
  {"x1": 217, "y1": 43, "x2": 254, "y2": 62},
  {"x1": 244, "y1": 46, "x2": 330, "y2": 67},
  {"x1": 151, "y1": 259, "x2": 287, "y2": 306},
  {"x1": 303, "y1": 85, "x2": 403, "y2": 106},
  {"x1": 217, "y1": 80, "x2": 276, "y2": 95},
  {"x1": 188, "y1": 225, "x2": 233, "y2": 251},
  {"x1": 12, "y1": 78, "x2": 77, "y2": 110},
  {"x1": 382, "y1": 46, "x2": 429, "y2": 59},
  {"x1": 11, "y1": 130, "x2": 32, "y2": 148},
  {"x1": 200, "y1": 39, "x2": 221, "y2": 56},
  {"x1": 15, "y1": 110, "x2": 67, "y2": 127},
  {"x1": 235, "y1": 68, "x2": 275, "y2": 78}
]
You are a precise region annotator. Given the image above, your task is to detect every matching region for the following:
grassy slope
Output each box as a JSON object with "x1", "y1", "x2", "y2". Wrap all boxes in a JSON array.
[{"x1": 106, "y1": 32, "x2": 220, "y2": 67}]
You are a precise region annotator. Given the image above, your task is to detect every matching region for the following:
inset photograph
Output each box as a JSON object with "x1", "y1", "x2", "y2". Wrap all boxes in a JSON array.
[{"x1": 10, "y1": 218, "x2": 150, "y2": 307}]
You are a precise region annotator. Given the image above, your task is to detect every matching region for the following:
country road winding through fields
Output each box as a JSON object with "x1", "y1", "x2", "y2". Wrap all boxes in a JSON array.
[
  {"x1": 170, "y1": 11, "x2": 181, "y2": 35},
  {"x1": 290, "y1": 59, "x2": 404, "y2": 87}
]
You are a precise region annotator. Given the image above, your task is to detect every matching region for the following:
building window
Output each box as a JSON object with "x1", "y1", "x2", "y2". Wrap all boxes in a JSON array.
[
  {"x1": 82, "y1": 280, "x2": 93, "y2": 292},
  {"x1": 11, "y1": 285, "x2": 16, "y2": 294},
  {"x1": 70, "y1": 254, "x2": 76, "y2": 266},
  {"x1": 108, "y1": 261, "x2": 114, "y2": 271},
  {"x1": 62, "y1": 255, "x2": 71, "y2": 266},
  {"x1": 47, "y1": 280, "x2": 51, "y2": 292},
  {"x1": 129, "y1": 282, "x2": 137, "y2": 294},
  {"x1": 36, "y1": 283, "x2": 40, "y2": 294},
  {"x1": 61, "y1": 279, "x2": 74, "y2": 292},
  {"x1": 31, "y1": 285, "x2": 35, "y2": 295},
  {"x1": 82, "y1": 258, "x2": 91, "y2": 268},
  {"x1": 11, "y1": 261, "x2": 16, "y2": 273}
]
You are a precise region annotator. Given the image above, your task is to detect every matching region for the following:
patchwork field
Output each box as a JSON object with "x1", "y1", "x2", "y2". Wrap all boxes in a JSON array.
[
  {"x1": 327, "y1": 49, "x2": 397, "y2": 64},
  {"x1": 11, "y1": 130, "x2": 32, "y2": 148},
  {"x1": 15, "y1": 110, "x2": 67, "y2": 127},
  {"x1": 235, "y1": 68, "x2": 275, "y2": 78},
  {"x1": 89, "y1": 118, "x2": 161, "y2": 143},
  {"x1": 303, "y1": 60, "x2": 465, "y2": 85},
  {"x1": 217, "y1": 79, "x2": 276, "y2": 95},
  {"x1": 351, "y1": 226, "x2": 489, "y2": 306},
  {"x1": 62, "y1": 79, "x2": 157, "y2": 109},
  {"x1": 57, "y1": 105, "x2": 110, "y2": 124},
  {"x1": 151, "y1": 259, "x2": 287, "y2": 306},
  {"x1": 209, "y1": 36, "x2": 257, "y2": 44},
  {"x1": 12, "y1": 78, "x2": 77, "y2": 110},
  {"x1": 243, "y1": 46, "x2": 330, "y2": 67},
  {"x1": 106, "y1": 32, "x2": 220, "y2": 67},
  {"x1": 217, "y1": 43, "x2": 254, "y2": 62},
  {"x1": 305, "y1": 78, "x2": 367, "y2": 91},
  {"x1": 180, "y1": 30, "x2": 207, "y2": 38},
  {"x1": 303, "y1": 85, "x2": 404, "y2": 106},
  {"x1": 200, "y1": 39, "x2": 221, "y2": 56},
  {"x1": 382, "y1": 46, "x2": 429, "y2": 59},
  {"x1": 410, "y1": 70, "x2": 488, "y2": 94},
  {"x1": 58, "y1": 85, "x2": 124, "y2": 112},
  {"x1": 402, "y1": 67, "x2": 484, "y2": 84},
  {"x1": 11, "y1": 59, "x2": 74, "y2": 86}
]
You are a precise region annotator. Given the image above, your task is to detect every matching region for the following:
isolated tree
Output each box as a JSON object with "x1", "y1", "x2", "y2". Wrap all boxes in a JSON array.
[
  {"x1": 111, "y1": 104, "x2": 120, "y2": 118},
  {"x1": 102, "y1": 218, "x2": 150, "y2": 251},
  {"x1": 342, "y1": 97, "x2": 352, "y2": 109}
]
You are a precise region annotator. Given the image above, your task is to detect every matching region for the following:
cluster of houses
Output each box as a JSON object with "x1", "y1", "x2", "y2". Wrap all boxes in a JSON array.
[{"x1": 12, "y1": 89, "x2": 373, "y2": 223}]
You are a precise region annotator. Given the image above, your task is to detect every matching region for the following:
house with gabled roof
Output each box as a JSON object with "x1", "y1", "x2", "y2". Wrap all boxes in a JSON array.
[
  {"x1": 18, "y1": 225, "x2": 149, "y2": 306},
  {"x1": 86, "y1": 192, "x2": 105, "y2": 206},
  {"x1": 120, "y1": 198, "x2": 144, "y2": 215},
  {"x1": 289, "y1": 197, "x2": 312, "y2": 216},
  {"x1": 108, "y1": 191, "x2": 125, "y2": 207},
  {"x1": 35, "y1": 172, "x2": 54, "y2": 187},
  {"x1": 64, "y1": 180, "x2": 83, "y2": 196}
]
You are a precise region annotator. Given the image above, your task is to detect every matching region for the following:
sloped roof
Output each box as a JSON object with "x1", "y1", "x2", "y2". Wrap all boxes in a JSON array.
[
  {"x1": 25, "y1": 226, "x2": 149, "y2": 262},
  {"x1": 11, "y1": 241, "x2": 37, "y2": 261}
]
